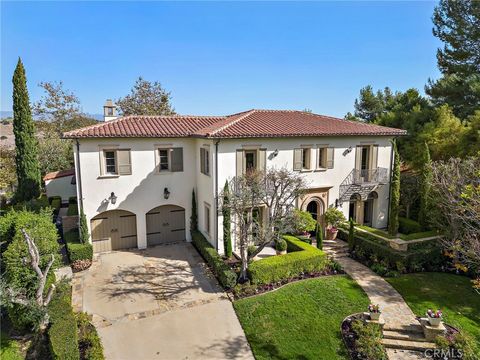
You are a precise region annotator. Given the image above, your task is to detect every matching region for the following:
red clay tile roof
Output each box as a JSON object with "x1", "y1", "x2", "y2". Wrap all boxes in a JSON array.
[
  {"x1": 63, "y1": 110, "x2": 406, "y2": 139},
  {"x1": 43, "y1": 168, "x2": 75, "y2": 181}
]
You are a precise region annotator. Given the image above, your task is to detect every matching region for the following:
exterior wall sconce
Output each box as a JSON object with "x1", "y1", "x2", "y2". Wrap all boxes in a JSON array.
[
  {"x1": 268, "y1": 149, "x2": 279, "y2": 160},
  {"x1": 164, "y1": 187, "x2": 170, "y2": 199},
  {"x1": 343, "y1": 146, "x2": 353, "y2": 156},
  {"x1": 109, "y1": 192, "x2": 117, "y2": 204}
]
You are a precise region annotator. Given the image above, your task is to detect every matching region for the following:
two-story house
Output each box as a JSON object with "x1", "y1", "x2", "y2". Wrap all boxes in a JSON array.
[{"x1": 64, "y1": 107, "x2": 405, "y2": 254}]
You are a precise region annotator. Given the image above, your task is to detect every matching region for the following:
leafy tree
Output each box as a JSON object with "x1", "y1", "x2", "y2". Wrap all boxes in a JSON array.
[
  {"x1": 461, "y1": 111, "x2": 480, "y2": 157},
  {"x1": 418, "y1": 143, "x2": 432, "y2": 229},
  {"x1": 221, "y1": 168, "x2": 306, "y2": 281},
  {"x1": 353, "y1": 85, "x2": 392, "y2": 123},
  {"x1": 33, "y1": 81, "x2": 96, "y2": 134},
  {"x1": 12, "y1": 58, "x2": 41, "y2": 202},
  {"x1": 426, "y1": 0, "x2": 480, "y2": 118},
  {"x1": 190, "y1": 189, "x2": 198, "y2": 233},
  {"x1": 38, "y1": 130, "x2": 73, "y2": 175},
  {"x1": 222, "y1": 181, "x2": 232, "y2": 258},
  {"x1": 429, "y1": 156, "x2": 480, "y2": 273},
  {"x1": 388, "y1": 140, "x2": 400, "y2": 235},
  {"x1": 79, "y1": 209, "x2": 89, "y2": 244},
  {"x1": 399, "y1": 171, "x2": 420, "y2": 220},
  {"x1": 0, "y1": 146, "x2": 16, "y2": 195},
  {"x1": 116, "y1": 77, "x2": 175, "y2": 116}
]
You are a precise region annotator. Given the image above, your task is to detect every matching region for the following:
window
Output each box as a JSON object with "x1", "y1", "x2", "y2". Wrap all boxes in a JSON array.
[
  {"x1": 156, "y1": 147, "x2": 183, "y2": 173},
  {"x1": 236, "y1": 149, "x2": 266, "y2": 177},
  {"x1": 204, "y1": 203, "x2": 211, "y2": 234},
  {"x1": 317, "y1": 147, "x2": 334, "y2": 170},
  {"x1": 245, "y1": 151, "x2": 257, "y2": 172},
  {"x1": 294, "y1": 147, "x2": 313, "y2": 171},
  {"x1": 302, "y1": 148, "x2": 311, "y2": 170},
  {"x1": 101, "y1": 149, "x2": 132, "y2": 176},
  {"x1": 107, "y1": 107, "x2": 113, "y2": 116},
  {"x1": 105, "y1": 151, "x2": 116, "y2": 174},
  {"x1": 159, "y1": 149, "x2": 169, "y2": 171},
  {"x1": 200, "y1": 147, "x2": 210, "y2": 175}
]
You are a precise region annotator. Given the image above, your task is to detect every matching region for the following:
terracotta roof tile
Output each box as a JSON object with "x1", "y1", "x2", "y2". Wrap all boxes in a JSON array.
[
  {"x1": 63, "y1": 110, "x2": 406, "y2": 139},
  {"x1": 43, "y1": 168, "x2": 75, "y2": 181}
]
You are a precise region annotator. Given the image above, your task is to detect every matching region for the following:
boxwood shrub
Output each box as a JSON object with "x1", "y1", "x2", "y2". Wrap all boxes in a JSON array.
[
  {"x1": 48, "y1": 196, "x2": 62, "y2": 216},
  {"x1": 191, "y1": 231, "x2": 237, "y2": 289},
  {"x1": 398, "y1": 217, "x2": 422, "y2": 234},
  {"x1": 64, "y1": 229, "x2": 93, "y2": 263},
  {"x1": 76, "y1": 312, "x2": 105, "y2": 360},
  {"x1": 247, "y1": 235, "x2": 328, "y2": 285},
  {"x1": 48, "y1": 283, "x2": 80, "y2": 360}
]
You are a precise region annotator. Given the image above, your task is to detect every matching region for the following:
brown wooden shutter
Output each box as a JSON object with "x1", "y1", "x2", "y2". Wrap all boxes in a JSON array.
[
  {"x1": 327, "y1": 147, "x2": 334, "y2": 169},
  {"x1": 355, "y1": 146, "x2": 362, "y2": 171},
  {"x1": 200, "y1": 148, "x2": 205, "y2": 174},
  {"x1": 371, "y1": 145, "x2": 378, "y2": 170},
  {"x1": 293, "y1": 149, "x2": 302, "y2": 171},
  {"x1": 171, "y1": 148, "x2": 183, "y2": 172},
  {"x1": 258, "y1": 149, "x2": 266, "y2": 172},
  {"x1": 117, "y1": 149, "x2": 132, "y2": 175},
  {"x1": 236, "y1": 150, "x2": 243, "y2": 177}
]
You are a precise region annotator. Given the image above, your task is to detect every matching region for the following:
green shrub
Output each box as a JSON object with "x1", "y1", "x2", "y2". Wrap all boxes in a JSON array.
[
  {"x1": 247, "y1": 245, "x2": 257, "y2": 257},
  {"x1": 67, "y1": 203, "x2": 78, "y2": 216},
  {"x1": 348, "y1": 218, "x2": 355, "y2": 251},
  {"x1": 292, "y1": 209, "x2": 317, "y2": 233},
  {"x1": 248, "y1": 236, "x2": 328, "y2": 285},
  {"x1": 48, "y1": 283, "x2": 80, "y2": 360},
  {"x1": 68, "y1": 196, "x2": 77, "y2": 204},
  {"x1": 11, "y1": 195, "x2": 50, "y2": 213},
  {"x1": 64, "y1": 229, "x2": 93, "y2": 262},
  {"x1": 48, "y1": 196, "x2": 61, "y2": 216},
  {"x1": 275, "y1": 239, "x2": 287, "y2": 252},
  {"x1": 76, "y1": 312, "x2": 105, "y2": 360},
  {"x1": 352, "y1": 320, "x2": 387, "y2": 360},
  {"x1": 3, "y1": 209, "x2": 60, "y2": 297},
  {"x1": 191, "y1": 231, "x2": 237, "y2": 289},
  {"x1": 398, "y1": 217, "x2": 422, "y2": 234},
  {"x1": 324, "y1": 207, "x2": 346, "y2": 228},
  {"x1": 316, "y1": 222, "x2": 323, "y2": 250}
]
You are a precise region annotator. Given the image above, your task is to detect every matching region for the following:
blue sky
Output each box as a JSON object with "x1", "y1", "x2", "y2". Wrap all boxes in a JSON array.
[{"x1": 1, "y1": 1, "x2": 440, "y2": 118}]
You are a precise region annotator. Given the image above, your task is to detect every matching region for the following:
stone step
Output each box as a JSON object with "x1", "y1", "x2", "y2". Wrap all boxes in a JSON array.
[
  {"x1": 383, "y1": 330, "x2": 429, "y2": 342},
  {"x1": 381, "y1": 338, "x2": 436, "y2": 351},
  {"x1": 383, "y1": 324, "x2": 424, "y2": 334}
]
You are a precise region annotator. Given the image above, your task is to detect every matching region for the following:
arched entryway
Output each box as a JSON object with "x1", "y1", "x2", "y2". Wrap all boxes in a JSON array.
[
  {"x1": 91, "y1": 210, "x2": 137, "y2": 253},
  {"x1": 146, "y1": 205, "x2": 186, "y2": 246},
  {"x1": 304, "y1": 197, "x2": 325, "y2": 227},
  {"x1": 349, "y1": 193, "x2": 361, "y2": 222}
]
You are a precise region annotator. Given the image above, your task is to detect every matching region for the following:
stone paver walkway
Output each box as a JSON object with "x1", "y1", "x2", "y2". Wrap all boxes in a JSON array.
[{"x1": 325, "y1": 241, "x2": 429, "y2": 359}]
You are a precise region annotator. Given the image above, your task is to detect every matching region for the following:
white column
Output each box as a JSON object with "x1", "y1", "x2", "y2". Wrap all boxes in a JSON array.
[{"x1": 136, "y1": 212, "x2": 147, "y2": 249}]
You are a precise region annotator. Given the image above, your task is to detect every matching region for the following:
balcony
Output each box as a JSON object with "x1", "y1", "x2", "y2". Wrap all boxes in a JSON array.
[{"x1": 339, "y1": 167, "x2": 389, "y2": 202}]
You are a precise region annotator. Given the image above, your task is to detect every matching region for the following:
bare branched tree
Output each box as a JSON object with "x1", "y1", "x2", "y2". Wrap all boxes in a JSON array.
[
  {"x1": 221, "y1": 168, "x2": 307, "y2": 281},
  {"x1": 0, "y1": 229, "x2": 56, "y2": 328},
  {"x1": 429, "y1": 156, "x2": 480, "y2": 273}
]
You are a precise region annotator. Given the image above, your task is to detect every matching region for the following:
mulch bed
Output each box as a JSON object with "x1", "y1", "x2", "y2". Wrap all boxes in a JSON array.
[{"x1": 341, "y1": 313, "x2": 365, "y2": 360}]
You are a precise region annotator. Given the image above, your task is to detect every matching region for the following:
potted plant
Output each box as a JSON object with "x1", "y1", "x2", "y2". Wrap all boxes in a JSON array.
[
  {"x1": 293, "y1": 209, "x2": 317, "y2": 242},
  {"x1": 426, "y1": 309, "x2": 442, "y2": 327},
  {"x1": 324, "y1": 207, "x2": 346, "y2": 240},
  {"x1": 368, "y1": 304, "x2": 381, "y2": 320},
  {"x1": 275, "y1": 238, "x2": 287, "y2": 255}
]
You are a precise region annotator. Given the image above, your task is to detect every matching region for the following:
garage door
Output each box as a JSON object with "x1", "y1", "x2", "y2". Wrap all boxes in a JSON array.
[
  {"x1": 146, "y1": 205, "x2": 186, "y2": 246},
  {"x1": 91, "y1": 210, "x2": 137, "y2": 253}
]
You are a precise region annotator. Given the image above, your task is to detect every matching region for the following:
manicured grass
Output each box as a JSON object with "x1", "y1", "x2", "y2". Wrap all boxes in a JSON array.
[
  {"x1": 387, "y1": 273, "x2": 480, "y2": 345},
  {"x1": 357, "y1": 225, "x2": 439, "y2": 241},
  {"x1": 234, "y1": 275, "x2": 370, "y2": 360},
  {"x1": 357, "y1": 225, "x2": 396, "y2": 239},
  {"x1": 1, "y1": 332, "x2": 23, "y2": 360}
]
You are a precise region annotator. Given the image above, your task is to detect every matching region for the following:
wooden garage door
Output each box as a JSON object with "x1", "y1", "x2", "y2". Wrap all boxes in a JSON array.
[
  {"x1": 91, "y1": 210, "x2": 137, "y2": 253},
  {"x1": 146, "y1": 205, "x2": 186, "y2": 246}
]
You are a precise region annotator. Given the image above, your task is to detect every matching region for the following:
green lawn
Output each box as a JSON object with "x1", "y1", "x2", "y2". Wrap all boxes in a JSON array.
[
  {"x1": 234, "y1": 275, "x2": 370, "y2": 360},
  {"x1": 0, "y1": 332, "x2": 23, "y2": 360},
  {"x1": 357, "y1": 225, "x2": 438, "y2": 241},
  {"x1": 387, "y1": 273, "x2": 480, "y2": 345}
]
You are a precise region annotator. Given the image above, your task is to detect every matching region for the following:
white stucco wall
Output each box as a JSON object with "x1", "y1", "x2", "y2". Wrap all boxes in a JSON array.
[
  {"x1": 76, "y1": 138, "x2": 199, "y2": 249},
  {"x1": 45, "y1": 176, "x2": 77, "y2": 202},
  {"x1": 76, "y1": 135, "x2": 394, "y2": 253},
  {"x1": 215, "y1": 136, "x2": 394, "y2": 253}
]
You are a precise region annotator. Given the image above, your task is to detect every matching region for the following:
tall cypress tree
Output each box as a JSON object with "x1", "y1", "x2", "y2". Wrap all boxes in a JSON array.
[
  {"x1": 190, "y1": 189, "x2": 198, "y2": 234},
  {"x1": 222, "y1": 181, "x2": 233, "y2": 258},
  {"x1": 388, "y1": 140, "x2": 400, "y2": 236},
  {"x1": 418, "y1": 142, "x2": 432, "y2": 229},
  {"x1": 12, "y1": 58, "x2": 41, "y2": 201}
]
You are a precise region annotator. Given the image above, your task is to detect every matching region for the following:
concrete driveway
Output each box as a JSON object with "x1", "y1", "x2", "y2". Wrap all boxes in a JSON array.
[{"x1": 72, "y1": 242, "x2": 253, "y2": 360}]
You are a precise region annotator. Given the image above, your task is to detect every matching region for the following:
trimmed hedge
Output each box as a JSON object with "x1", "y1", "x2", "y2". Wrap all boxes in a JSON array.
[
  {"x1": 64, "y1": 229, "x2": 93, "y2": 263},
  {"x1": 191, "y1": 231, "x2": 237, "y2": 289},
  {"x1": 48, "y1": 283, "x2": 80, "y2": 360},
  {"x1": 399, "y1": 217, "x2": 422, "y2": 235},
  {"x1": 48, "y1": 196, "x2": 62, "y2": 216},
  {"x1": 67, "y1": 203, "x2": 78, "y2": 216},
  {"x1": 76, "y1": 312, "x2": 105, "y2": 360},
  {"x1": 248, "y1": 235, "x2": 328, "y2": 285}
]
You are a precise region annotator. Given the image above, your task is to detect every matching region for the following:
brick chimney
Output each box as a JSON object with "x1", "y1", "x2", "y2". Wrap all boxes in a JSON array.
[{"x1": 103, "y1": 99, "x2": 117, "y2": 122}]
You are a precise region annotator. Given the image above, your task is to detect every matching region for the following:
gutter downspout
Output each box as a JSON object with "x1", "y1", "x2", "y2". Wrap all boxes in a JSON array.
[
  {"x1": 386, "y1": 139, "x2": 395, "y2": 230},
  {"x1": 214, "y1": 140, "x2": 220, "y2": 252},
  {"x1": 75, "y1": 139, "x2": 84, "y2": 213}
]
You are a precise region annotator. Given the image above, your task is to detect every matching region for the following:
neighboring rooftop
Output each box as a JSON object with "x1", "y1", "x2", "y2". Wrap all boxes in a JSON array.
[
  {"x1": 63, "y1": 109, "x2": 407, "y2": 139},
  {"x1": 43, "y1": 168, "x2": 75, "y2": 181}
]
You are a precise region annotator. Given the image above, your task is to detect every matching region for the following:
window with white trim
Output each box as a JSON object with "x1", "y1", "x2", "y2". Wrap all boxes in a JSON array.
[
  {"x1": 200, "y1": 147, "x2": 210, "y2": 175},
  {"x1": 204, "y1": 203, "x2": 211, "y2": 234},
  {"x1": 100, "y1": 149, "x2": 131, "y2": 176},
  {"x1": 155, "y1": 147, "x2": 183, "y2": 173},
  {"x1": 104, "y1": 151, "x2": 117, "y2": 174}
]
